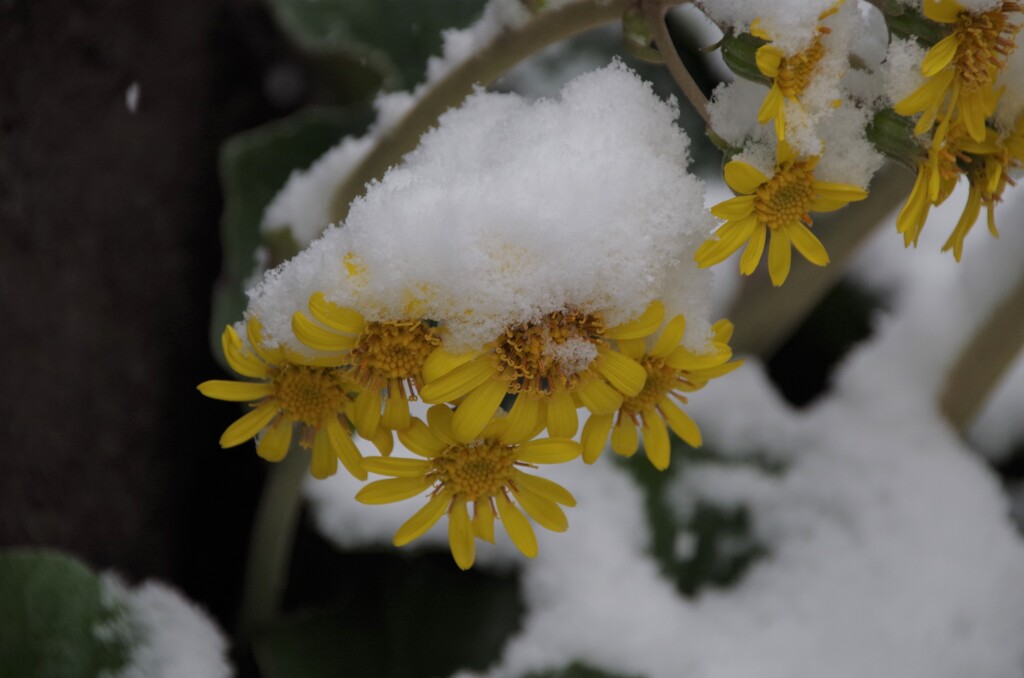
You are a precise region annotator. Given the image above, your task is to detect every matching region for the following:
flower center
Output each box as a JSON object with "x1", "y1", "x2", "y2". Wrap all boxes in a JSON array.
[
  {"x1": 431, "y1": 442, "x2": 516, "y2": 500},
  {"x1": 621, "y1": 357, "x2": 688, "y2": 416},
  {"x1": 777, "y1": 35, "x2": 826, "y2": 98},
  {"x1": 272, "y1": 365, "x2": 350, "y2": 428},
  {"x1": 350, "y1": 320, "x2": 440, "y2": 389},
  {"x1": 754, "y1": 159, "x2": 818, "y2": 228},
  {"x1": 493, "y1": 310, "x2": 606, "y2": 394},
  {"x1": 953, "y1": 3, "x2": 1020, "y2": 94}
]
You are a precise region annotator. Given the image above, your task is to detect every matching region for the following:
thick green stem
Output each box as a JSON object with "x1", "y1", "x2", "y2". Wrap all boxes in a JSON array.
[
  {"x1": 328, "y1": 0, "x2": 631, "y2": 223},
  {"x1": 237, "y1": 449, "x2": 308, "y2": 639},
  {"x1": 941, "y1": 271, "x2": 1024, "y2": 432},
  {"x1": 727, "y1": 162, "x2": 914, "y2": 356}
]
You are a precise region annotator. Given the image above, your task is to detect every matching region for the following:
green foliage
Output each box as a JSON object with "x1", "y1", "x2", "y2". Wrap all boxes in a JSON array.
[
  {"x1": 252, "y1": 554, "x2": 521, "y2": 678},
  {"x1": 619, "y1": 441, "x2": 773, "y2": 597},
  {"x1": 522, "y1": 661, "x2": 646, "y2": 678},
  {"x1": 267, "y1": 0, "x2": 488, "y2": 92},
  {"x1": 879, "y1": 1, "x2": 947, "y2": 46},
  {"x1": 866, "y1": 108, "x2": 924, "y2": 171},
  {"x1": 719, "y1": 32, "x2": 771, "y2": 87},
  {"x1": 211, "y1": 107, "x2": 370, "y2": 369},
  {"x1": 0, "y1": 550, "x2": 130, "y2": 678}
]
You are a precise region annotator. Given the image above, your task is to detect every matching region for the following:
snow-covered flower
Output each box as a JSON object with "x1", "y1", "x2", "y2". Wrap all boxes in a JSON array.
[
  {"x1": 355, "y1": 405, "x2": 580, "y2": 570},
  {"x1": 581, "y1": 316, "x2": 740, "y2": 470},
  {"x1": 695, "y1": 141, "x2": 868, "y2": 286},
  {"x1": 198, "y1": 318, "x2": 373, "y2": 480},
  {"x1": 291, "y1": 292, "x2": 441, "y2": 438},
  {"x1": 418, "y1": 302, "x2": 665, "y2": 443},
  {"x1": 894, "y1": 0, "x2": 1021, "y2": 145}
]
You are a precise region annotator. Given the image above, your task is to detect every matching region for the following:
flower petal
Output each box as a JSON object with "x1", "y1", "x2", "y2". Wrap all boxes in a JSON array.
[
  {"x1": 198, "y1": 379, "x2": 273, "y2": 402},
  {"x1": 513, "y1": 470, "x2": 577, "y2": 507},
  {"x1": 756, "y1": 45, "x2": 784, "y2": 77},
  {"x1": 513, "y1": 486, "x2": 568, "y2": 532},
  {"x1": 594, "y1": 347, "x2": 647, "y2": 397},
  {"x1": 642, "y1": 412, "x2": 671, "y2": 470},
  {"x1": 921, "y1": 33, "x2": 961, "y2": 76},
  {"x1": 292, "y1": 311, "x2": 356, "y2": 353},
  {"x1": 473, "y1": 499, "x2": 496, "y2": 543},
  {"x1": 497, "y1": 494, "x2": 537, "y2": 558},
  {"x1": 694, "y1": 216, "x2": 758, "y2": 268},
  {"x1": 785, "y1": 221, "x2": 830, "y2": 266},
  {"x1": 361, "y1": 456, "x2": 428, "y2": 478},
  {"x1": 502, "y1": 393, "x2": 544, "y2": 444},
  {"x1": 710, "y1": 195, "x2": 757, "y2": 220},
  {"x1": 419, "y1": 355, "x2": 496, "y2": 404},
  {"x1": 923, "y1": 0, "x2": 963, "y2": 24},
  {"x1": 310, "y1": 428, "x2": 339, "y2": 480},
  {"x1": 452, "y1": 377, "x2": 508, "y2": 442},
  {"x1": 222, "y1": 325, "x2": 267, "y2": 379},
  {"x1": 256, "y1": 418, "x2": 292, "y2": 462},
  {"x1": 659, "y1": 397, "x2": 702, "y2": 447},
  {"x1": 382, "y1": 390, "x2": 411, "y2": 431},
  {"x1": 308, "y1": 292, "x2": 365, "y2": 334},
  {"x1": 394, "y1": 492, "x2": 449, "y2": 547},
  {"x1": 448, "y1": 498, "x2": 475, "y2": 570},
  {"x1": 767, "y1": 226, "x2": 792, "y2": 286},
  {"x1": 353, "y1": 388, "x2": 381, "y2": 439},
  {"x1": 611, "y1": 417, "x2": 639, "y2": 457},
  {"x1": 426, "y1": 405, "x2": 459, "y2": 446},
  {"x1": 724, "y1": 161, "x2": 768, "y2": 195},
  {"x1": 355, "y1": 476, "x2": 432, "y2": 505},
  {"x1": 422, "y1": 348, "x2": 477, "y2": 383},
  {"x1": 650, "y1": 315, "x2": 686, "y2": 358},
  {"x1": 603, "y1": 300, "x2": 665, "y2": 340},
  {"x1": 575, "y1": 378, "x2": 623, "y2": 416},
  {"x1": 397, "y1": 417, "x2": 447, "y2": 457},
  {"x1": 739, "y1": 220, "x2": 767, "y2": 275},
  {"x1": 581, "y1": 413, "x2": 613, "y2": 464},
  {"x1": 220, "y1": 403, "x2": 277, "y2": 448},
  {"x1": 516, "y1": 438, "x2": 582, "y2": 464},
  {"x1": 545, "y1": 389, "x2": 579, "y2": 438}
]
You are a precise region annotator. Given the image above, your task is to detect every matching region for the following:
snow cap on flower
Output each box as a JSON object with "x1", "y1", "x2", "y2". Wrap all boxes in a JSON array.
[{"x1": 247, "y1": 60, "x2": 717, "y2": 355}]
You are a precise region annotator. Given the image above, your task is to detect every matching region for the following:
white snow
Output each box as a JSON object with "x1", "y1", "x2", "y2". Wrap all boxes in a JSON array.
[
  {"x1": 96, "y1": 575, "x2": 232, "y2": 678},
  {"x1": 249, "y1": 62, "x2": 716, "y2": 355},
  {"x1": 125, "y1": 82, "x2": 140, "y2": 114}
]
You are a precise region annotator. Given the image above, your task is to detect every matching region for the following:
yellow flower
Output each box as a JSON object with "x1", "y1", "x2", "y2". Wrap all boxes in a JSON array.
[
  {"x1": 355, "y1": 405, "x2": 581, "y2": 570},
  {"x1": 417, "y1": 303, "x2": 664, "y2": 443},
  {"x1": 581, "y1": 316, "x2": 741, "y2": 470},
  {"x1": 695, "y1": 142, "x2": 868, "y2": 286},
  {"x1": 894, "y1": 0, "x2": 1020, "y2": 145},
  {"x1": 755, "y1": 33, "x2": 828, "y2": 141},
  {"x1": 292, "y1": 292, "x2": 441, "y2": 439},
  {"x1": 896, "y1": 135, "x2": 965, "y2": 248},
  {"x1": 943, "y1": 129, "x2": 1016, "y2": 260},
  {"x1": 198, "y1": 318, "x2": 370, "y2": 480}
]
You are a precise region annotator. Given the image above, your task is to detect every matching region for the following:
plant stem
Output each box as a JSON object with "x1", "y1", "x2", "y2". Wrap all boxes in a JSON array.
[
  {"x1": 237, "y1": 449, "x2": 308, "y2": 639},
  {"x1": 329, "y1": 0, "x2": 632, "y2": 223},
  {"x1": 941, "y1": 271, "x2": 1024, "y2": 432},
  {"x1": 643, "y1": 0, "x2": 711, "y2": 126},
  {"x1": 727, "y1": 162, "x2": 914, "y2": 356}
]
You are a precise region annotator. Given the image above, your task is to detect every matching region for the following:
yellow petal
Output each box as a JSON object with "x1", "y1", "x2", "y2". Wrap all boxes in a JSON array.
[
  {"x1": 513, "y1": 487, "x2": 568, "y2": 532},
  {"x1": 594, "y1": 347, "x2": 647, "y2": 397},
  {"x1": 615, "y1": 338, "x2": 646, "y2": 360},
  {"x1": 381, "y1": 389, "x2": 411, "y2": 431},
  {"x1": 642, "y1": 412, "x2": 671, "y2": 471},
  {"x1": 222, "y1": 325, "x2": 267, "y2": 379},
  {"x1": 220, "y1": 403, "x2": 278, "y2": 448},
  {"x1": 724, "y1": 161, "x2": 768, "y2": 195},
  {"x1": 665, "y1": 345, "x2": 732, "y2": 370},
  {"x1": 292, "y1": 311, "x2": 356, "y2": 353},
  {"x1": 325, "y1": 417, "x2": 366, "y2": 480},
  {"x1": 603, "y1": 300, "x2": 665, "y2": 340},
  {"x1": 198, "y1": 379, "x2": 273, "y2": 402},
  {"x1": 650, "y1": 315, "x2": 685, "y2": 358},
  {"x1": 545, "y1": 390, "x2": 579, "y2": 438},
  {"x1": 473, "y1": 499, "x2": 496, "y2": 543},
  {"x1": 611, "y1": 417, "x2": 639, "y2": 457},
  {"x1": 923, "y1": 0, "x2": 963, "y2": 24},
  {"x1": 497, "y1": 494, "x2": 537, "y2": 558},
  {"x1": 767, "y1": 226, "x2": 792, "y2": 286},
  {"x1": 426, "y1": 405, "x2": 459, "y2": 446},
  {"x1": 397, "y1": 417, "x2": 447, "y2": 457},
  {"x1": 452, "y1": 377, "x2": 508, "y2": 442},
  {"x1": 246, "y1": 317, "x2": 285, "y2": 365},
  {"x1": 422, "y1": 348, "x2": 477, "y2": 383},
  {"x1": 516, "y1": 438, "x2": 582, "y2": 464},
  {"x1": 739, "y1": 220, "x2": 767, "y2": 275},
  {"x1": 921, "y1": 33, "x2": 961, "y2": 76},
  {"x1": 812, "y1": 181, "x2": 868, "y2": 202},
  {"x1": 418, "y1": 355, "x2": 496, "y2": 404},
  {"x1": 310, "y1": 428, "x2": 339, "y2": 480},
  {"x1": 256, "y1": 418, "x2": 292, "y2": 462},
  {"x1": 756, "y1": 45, "x2": 784, "y2": 77},
  {"x1": 694, "y1": 216, "x2": 758, "y2": 268},
  {"x1": 581, "y1": 413, "x2": 614, "y2": 464},
  {"x1": 502, "y1": 393, "x2": 544, "y2": 444},
  {"x1": 448, "y1": 498, "x2": 475, "y2": 570},
  {"x1": 353, "y1": 388, "x2": 381, "y2": 439},
  {"x1": 758, "y1": 83, "x2": 786, "y2": 129},
  {"x1": 575, "y1": 378, "x2": 623, "y2": 416},
  {"x1": 367, "y1": 420, "x2": 394, "y2": 457},
  {"x1": 355, "y1": 476, "x2": 432, "y2": 505},
  {"x1": 710, "y1": 195, "x2": 757, "y2": 220},
  {"x1": 513, "y1": 470, "x2": 576, "y2": 506},
  {"x1": 361, "y1": 456, "x2": 428, "y2": 478},
  {"x1": 784, "y1": 221, "x2": 830, "y2": 267},
  {"x1": 394, "y1": 492, "x2": 449, "y2": 547},
  {"x1": 308, "y1": 292, "x2": 365, "y2": 334},
  {"x1": 894, "y1": 69, "x2": 955, "y2": 116},
  {"x1": 712, "y1": 318, "x2": 734, "y2": 343},
  {"x1": 659, "y1": 397, "x2": 702, "y2": 447}
]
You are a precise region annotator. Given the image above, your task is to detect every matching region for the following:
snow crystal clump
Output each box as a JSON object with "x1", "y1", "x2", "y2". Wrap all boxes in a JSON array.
[
  {"x1": 699, "y1": 0, "x2": 842, "y2": 54},
  {"x1": 883, "y1": 37, "x2": 929, "y2": 108},
  {"x1": 249, "y1": 61, "x2": 716, "y2": 354},
  {"x1": 97, "y1": 575, "x2": 232, "y2": 678}
]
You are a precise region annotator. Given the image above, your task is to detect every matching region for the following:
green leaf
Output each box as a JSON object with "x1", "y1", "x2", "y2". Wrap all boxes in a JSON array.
[
  {"x1": 866, "y1": 108, "x2": 924, "y2": 171},
  {"x1": 267, "y1": 0, "x2": 488, "y2": 92},
  {"x1": 252, "y1": 554, "x2": 521, "y2": 678},
  {"x1": 0, "y1": 550, "x2": 130, "y2": 678},
  {"x1": 211, "y1": 106, "x2": 371, "y2": 368},
  {"x1": 719, "y1": 32, "x2": 771, "y2": 87}
]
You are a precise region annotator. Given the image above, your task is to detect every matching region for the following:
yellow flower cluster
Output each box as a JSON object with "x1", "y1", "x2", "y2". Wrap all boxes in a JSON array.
[
  {"x1": 894, "y1": 0, "x2": 1022, "y2": 259},
  {"x1": 200, "y1": 295, "x2": 739, "y2": 569}
]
